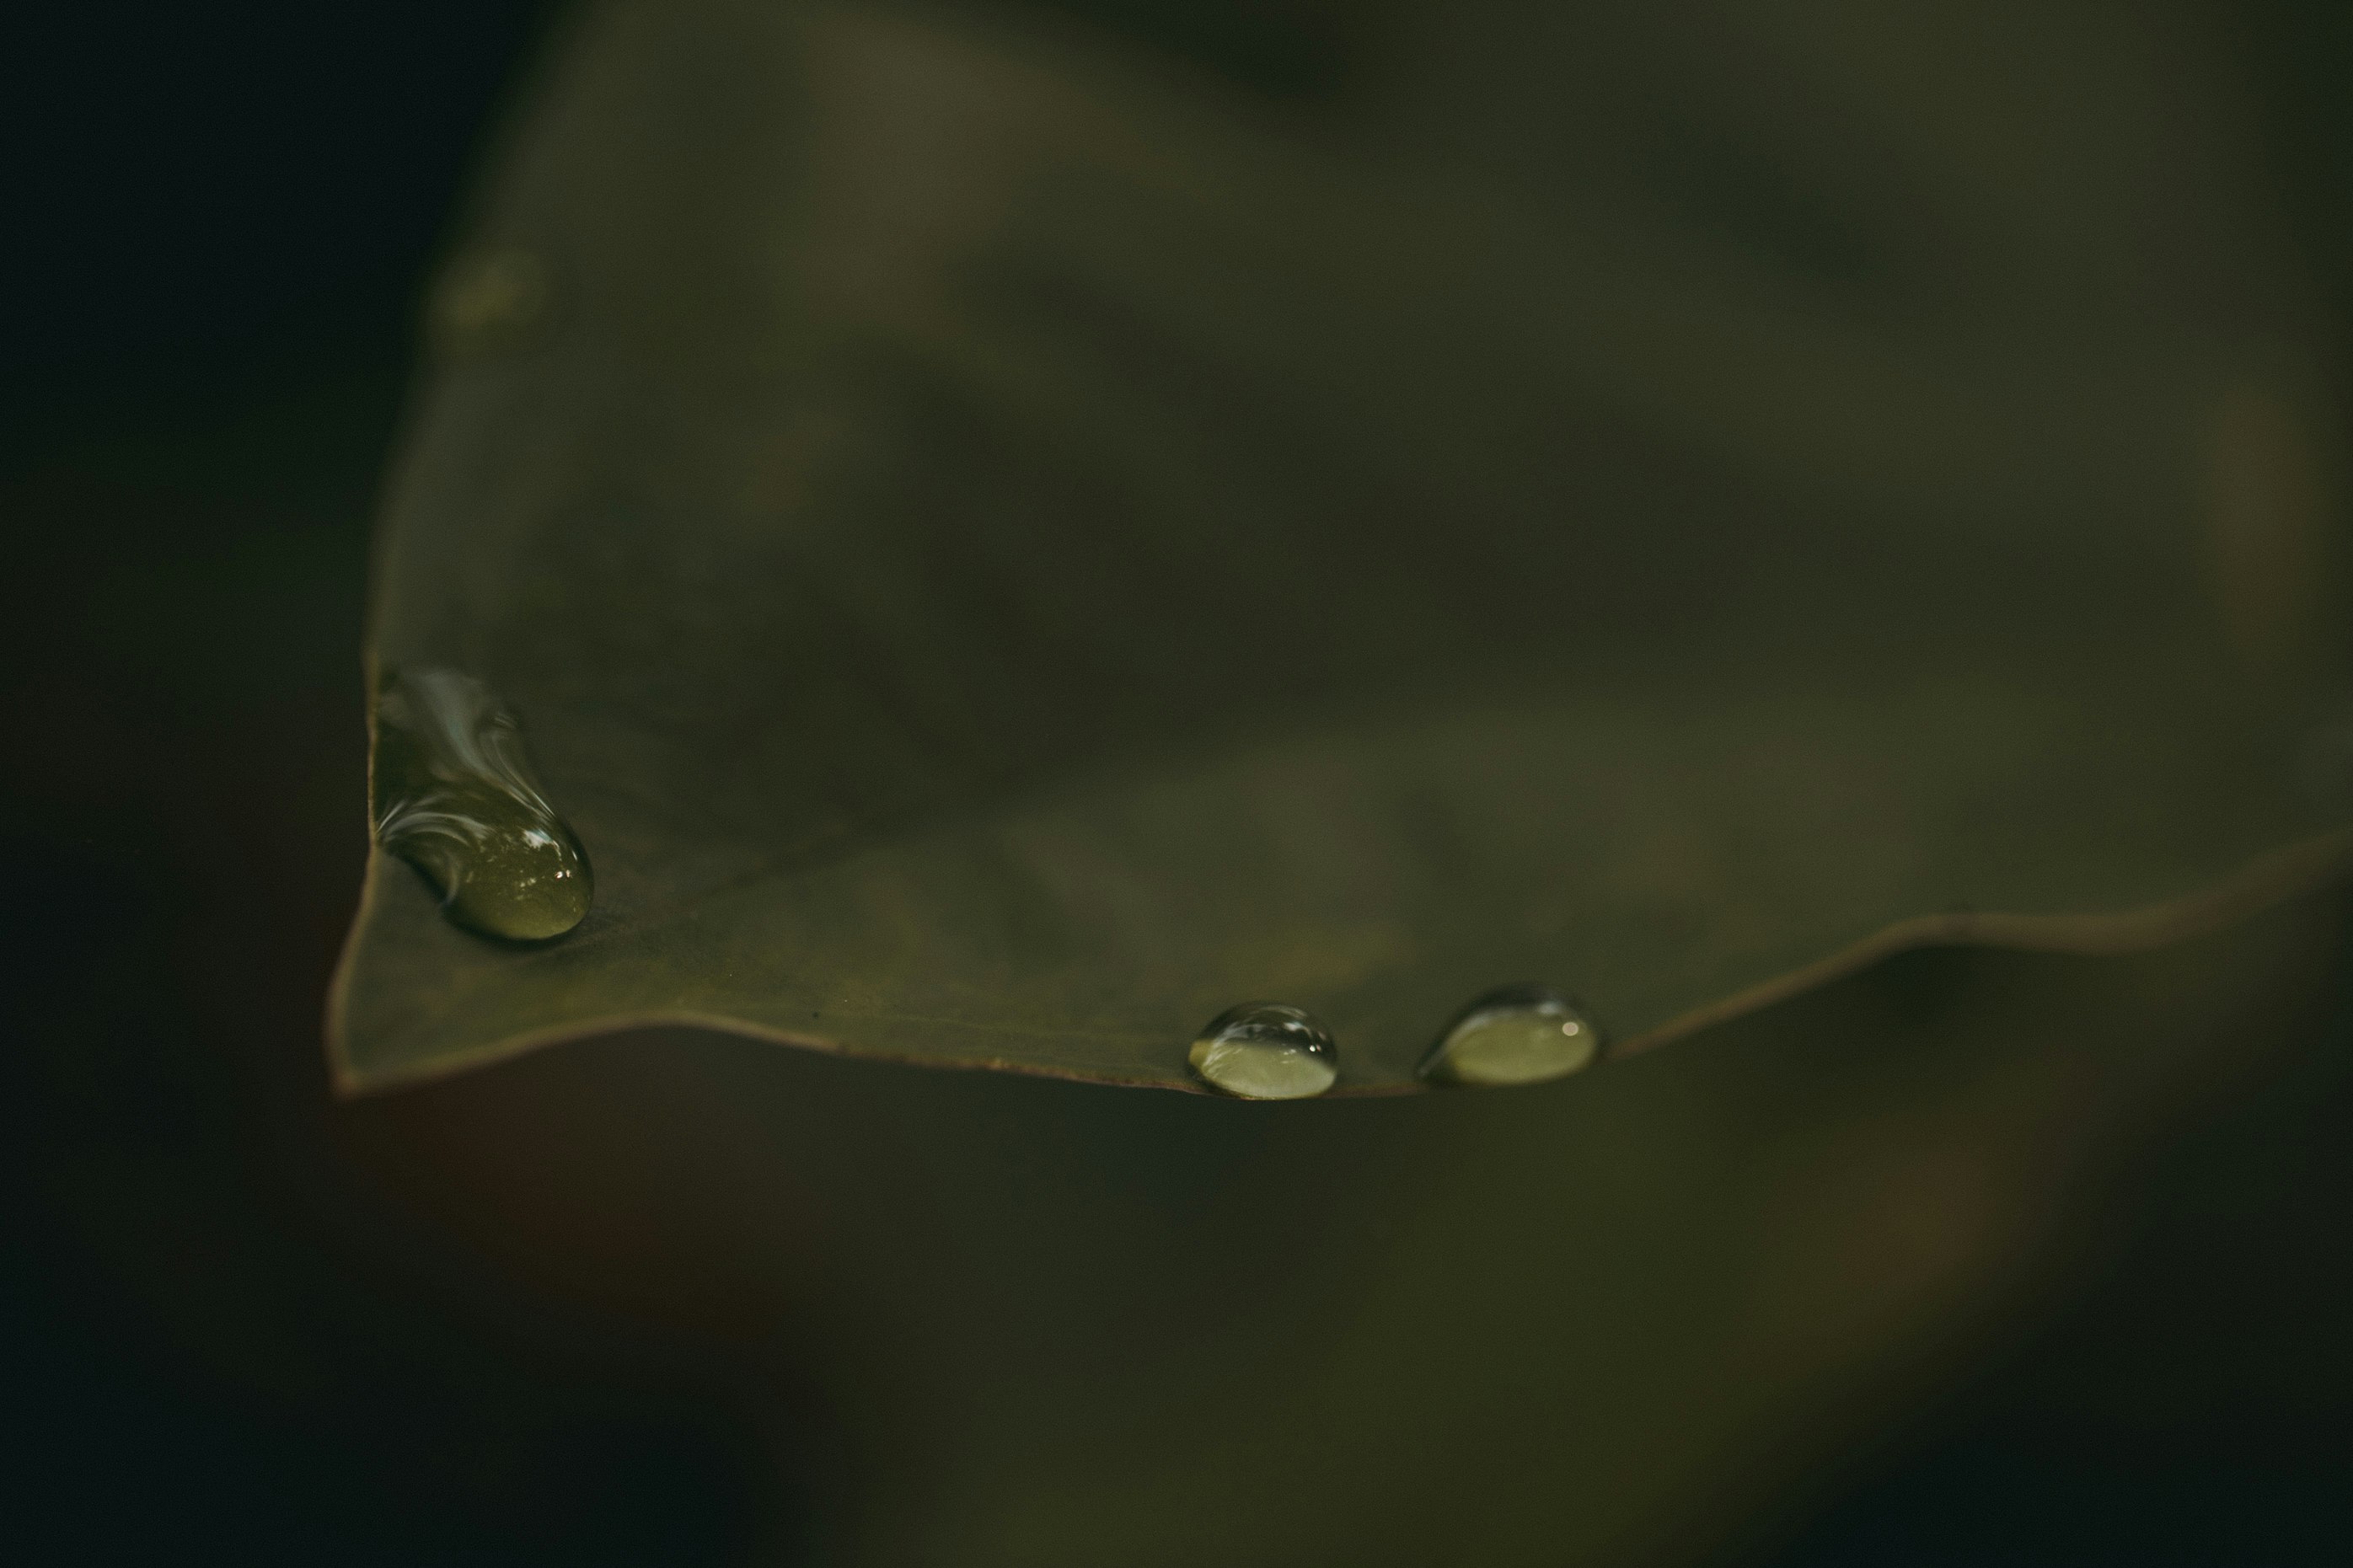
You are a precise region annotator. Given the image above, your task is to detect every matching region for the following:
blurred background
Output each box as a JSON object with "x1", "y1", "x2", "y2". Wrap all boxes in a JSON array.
[{"x1": 3, "y1": 3, "x2": 2352, "y2": 1562}]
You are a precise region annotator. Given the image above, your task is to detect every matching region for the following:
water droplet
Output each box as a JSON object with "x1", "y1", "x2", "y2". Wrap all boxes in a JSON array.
[
  {"x1": 373, "y1": 667, "x2": 592, "y2": 941},
  {"x1": 1419, "y1": 985, "x2": 1597, "y2": 1087},
  {"x1": 1187, "y1": 1003, "x2": 1337, "y2": 1100},
  {"x1": 429, "y1": 247, "x2": 550, "y2": 360}
]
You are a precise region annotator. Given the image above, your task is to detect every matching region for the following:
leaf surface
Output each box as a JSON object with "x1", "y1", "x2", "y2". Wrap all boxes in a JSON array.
[{"x1": 332, "y1": 0, "x2": 2353, "y2": 1092}]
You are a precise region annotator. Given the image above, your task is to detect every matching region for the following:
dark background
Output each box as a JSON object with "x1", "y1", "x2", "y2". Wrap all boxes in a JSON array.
[{"x1": 2, "y1": 3, "x2": 2349, "y2": 1562}]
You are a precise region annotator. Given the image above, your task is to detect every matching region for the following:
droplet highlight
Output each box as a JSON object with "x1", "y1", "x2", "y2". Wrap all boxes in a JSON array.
[
  {"x1": 373, "y1": 667, "x2": 592, "y2": 941},
  {"x1": 1419, "y1": 985, "x2": 1597, "y2": 1087},
  {"x1": 1187, "y1": 1003, "x2": 1338, "y2": 1100}
]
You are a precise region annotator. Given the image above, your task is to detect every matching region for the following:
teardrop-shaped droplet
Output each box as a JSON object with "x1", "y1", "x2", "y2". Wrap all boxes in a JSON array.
[
  {"x1": 1187, "y1": 1003, "x2": 1338, "y2": 1100},
  {"x1": 373, "y1": 667, "x2": 592, "y2": 941},
  {"x1": 1419, "y1": 984, "x2": 1597, "y2": 1087}
]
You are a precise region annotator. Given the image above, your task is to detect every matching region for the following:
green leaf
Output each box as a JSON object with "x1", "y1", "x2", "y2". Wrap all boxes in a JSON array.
[{"x1": 331, "y1": 0, "x2": 2353, "y2": 1094}]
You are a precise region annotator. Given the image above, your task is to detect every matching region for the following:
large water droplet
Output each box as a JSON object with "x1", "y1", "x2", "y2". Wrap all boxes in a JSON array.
[
  {"x1": 1187, "y1": 1003, "x2": 1338, "y2": 1099},
  {"x1": 1419, "y1": 985, "x2": 1597, "y2": 1087},
  {"x1": 373, "y1": 667, "x2": 592, "y2": 941}
]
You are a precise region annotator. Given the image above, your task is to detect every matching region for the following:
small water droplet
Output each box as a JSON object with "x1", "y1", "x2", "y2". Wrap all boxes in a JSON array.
[
  {"x1": 1419, "y1": 985, "x2": 1597, "y2": 1087},
  {"x1": 1187, "y1": 1003, "x2": 1337, "y2": 1100},
  {"x1": 373, "y1": 667, "x2": 592, "y2": 941},
  {"x1": 429, "y1": 247, "x2": 550, "y2": 359}
]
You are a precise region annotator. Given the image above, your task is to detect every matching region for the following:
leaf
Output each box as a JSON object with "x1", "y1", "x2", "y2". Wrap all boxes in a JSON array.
[{"x1": 331, "y1": 0, "x2": 2353, "y2": 1094}]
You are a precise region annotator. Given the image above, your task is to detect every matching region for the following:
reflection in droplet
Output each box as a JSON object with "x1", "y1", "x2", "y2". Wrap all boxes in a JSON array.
[
  {"x1": 1419, "y1": 985, "x2": 1597, "y2": 1087},
  {"x1": 429, "y1": 247, "x2": 550, "y2": 360},
  {"x1": 1187, "y1": 1003, "x2": 1338, "y2": 1100},
  {"x1": 373, "y1": 667, "x2": 592, "y2": 941}
]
